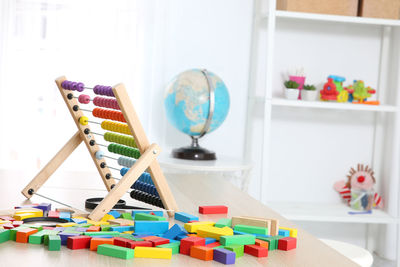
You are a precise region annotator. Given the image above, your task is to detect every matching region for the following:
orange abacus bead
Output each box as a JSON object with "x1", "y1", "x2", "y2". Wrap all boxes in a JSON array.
[{"x1": 93, "y1": 108, "x2": 126, "y2": 123}]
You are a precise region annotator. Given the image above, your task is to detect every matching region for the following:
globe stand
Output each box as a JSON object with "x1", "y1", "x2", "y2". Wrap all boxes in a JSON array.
[{"x1": 172, "y1": 136, "x2": 216, "y2": 160}]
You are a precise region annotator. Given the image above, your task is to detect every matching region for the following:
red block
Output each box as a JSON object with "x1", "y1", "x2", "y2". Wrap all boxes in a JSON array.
[
  {"x1": 188, "y1": 220, "x2": 199, "y2": 223},
  {"x1": 114, "y1": 237, "x2": 132, "y2": 247},
  {"x1": 48, "y1": 211, "x2": 60, "y2": 218},
  {"x1": 0, "y1": 216, "x2": 14, "y2": 221},
  {"x1": 87, "y1": 226, "x2": 100, "y2": 232},
  {"x1": 180, "y1": 236, "x2": 206, "y2": 255},
  {"x1": 205, "y1": 242, "x2": 221, "y2": 248},
  {"x1": 244, "y1": 244, "x2": 268, "y2": 257},
  {"x1": 198, "y1": 205, "x2": 228, "y2": 214},
  {"x1": 43, "y1": 227, "x2": 55, "y2": 230},
  {"x1": 150, "y1": 237, "x2": 169, "y2": 247},
  {"x1": 67, "y1": 236, "x2": 92, "y2": 250},
  {"x1": 3, "y1": 224, "x2": 14, "y2": 229},
  {"x1": 12, "y1": 221, "x2": 24, "y2": 227},
  {"x1": 126, "y1": 241, "x2": 152, "y2": 249},
  {"x1": 278, "y1": 237, "x2": 297, "y2": 251}
]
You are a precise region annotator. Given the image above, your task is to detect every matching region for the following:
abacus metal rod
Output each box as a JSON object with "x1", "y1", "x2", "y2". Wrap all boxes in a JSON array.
[
  {"x1": 98, "y1": 143, "x2": 108, "y2": 148},
  {"x1": 108, "y1": 166, "x2": 121, "y2": 171},
  {"x1": 80, "y1": 108, "x2": 93, "y2": 112},
  {"x1": 33, "y1": 192, "x2": 87, "y2": 214},
  {"x1": 88, "y1": 120, "x2": 101, "y2": 125},
  {"x1": 103, "y1": 155, "x2": 119, "y2": 161},
  {"x1": 91, "y1": 131, "x2": 104, "y2": 136}
]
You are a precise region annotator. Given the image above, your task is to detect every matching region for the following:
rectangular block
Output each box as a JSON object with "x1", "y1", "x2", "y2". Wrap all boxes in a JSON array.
[
  {"x1": 108, "y1": 219, "x2": 134, "y2": 226},
  {"x1": 190, "y1": 245, "x2": 213, "y2": 261},
  {"x1": 198, "y1": 205, "x2": 228, "y2": 214},
  {"x1": 67, "y1": 235, "x2": 92, "y2": 249},
  {"x1": 87, "y1": 226, "x2": 100, "y2": 232},
  {"x1": 134, "y1": 213, "x2": 166, "y2": 221},
  {"x1": 234, "y1": 224, "x2": 268, "y2": 235},
  {"x1": 197, "y1": 226, "x2": 234, "y2": 240},
  {"x1": 131, "y1": 210, "x2": 163, "y2": 217},
  {"x1": 12, "y1": 221, "x2": 24, "y2": 227},
  {"x1": 13, "y1": 213, "x2": 39, "y2": 221},
  {"x1": 90, "y1": 237, "x2": 114, "y2": 251},
  {"x1": 134, "y1": 247, "x2": 172, "y2": 259},
  {"x1": 224, "y1": 244, "x2": 244, "y2": 257},
  {"x1": 16, "y1": 228, "x2": 38, "y2": 243},
  {"x1": 126, "y1": 240, "x2": 152, "y2": 249},
  {"x1": 84, "y1": 231, "x2": 120, "y2": 237},
  {"x1": 257, "y1": 236, "x2": 283, "y2": 250},
  {"x1": 270, "y1": 219, "x2": 279, "y2": 236},
  {"x1": 29, "y1": 231, "x2": 49, "y2": 244},
  {"x1": 255, "y1": 239, "x2": 269, "y2": 249},
  {"x1": 231, "y1": 216, "x2": 271, "y2": 230},
  {"x1": 134, "y1": 221, "x2": 169, "y2": 234},
  {"x1": 163, "y1": 224, "x2": 188, "y2": 240},
  {"x1": 215, "y1": 218, "x2": 232, "y2": 228},
  {"x1": 278, "y1": 237, "x2": 297, "y2": 251},
  {"x1": 59, "y1": 212, "x2": 71, "y2": 221},
  {"x1": 205, "y1": 241, "x2": 221, "y2": 248},
  {"x1": 157, "y1": 241, "x2": 180, "y2": 255},
  {"x1": 244, "y1": 244, "x2": 268, "y2": 257},
  {"x1": 150, "y1": 237, "x2": 169, "y2": 247},
  {"x1": 213, "y1": 248, "x2": 236, "y2": 264},
  {"x1": 174, "y1": 212, "x2": 198, "y2": 223},
  {"x1": 97, "y1": 244, "x2": 134, "y2": 259},
  {"x1": 58, "y1": 232, "x2": 81, "y2": 245},
  {"x1": 109, "y1": 226, "x2": 135, "y2": 233},
  {"x1": 180, "y1": 236, "x2": 206, "y2": 255},
  {"x1": 72, "y1": 218, "x2": 87, "y2": 224},
  {"x1": 113, "y1": 237, "x2": 132, "y2": 247},
  {"x1": 279, "y1": 227, "x2": 297, "y2": 238},
  {"x1": 0, "y1": 229, "x2": 10, "y2": 243},
  {"x1": 121, "y1": 212, "x2": 133, "y2": 220},
  {"x1": 279, "y1": 229, "x2": 290, "y2": 237},
  {"x1": 56, "y1": 222, "x2": 77, "y2": 227},
  {"x1": 48, "y1": 235, "x2": 61, "y2": 251},
  {"x1": 205, "y1": 237, "x2": 217, "y2": 245},
  {"x1": 220, "y1": 234, "x2": 256, "y2": 246},
  {"x1": 184, "y1": 221, "x2": 215, "y2": 233},
  {"x1": 48, "y1": 211, "x2": 60, "y2": 218},
  {"x1": 36, "y1": 203, "x2": 52, "y2": 213},
  {"x1": 108, "y1": 210, "x2": 121, "y2": 219}
]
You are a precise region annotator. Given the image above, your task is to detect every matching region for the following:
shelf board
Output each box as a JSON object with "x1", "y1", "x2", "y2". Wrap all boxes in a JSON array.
[
  {"x1": 270, "y1": 97, "x2": 398, "y2": 112},
  {"x1": 268, "y1": 202, "x2": 398, "y2": 224},
  {"x1": 275, "y1": 10, "x2": 400, "y2": 27}
]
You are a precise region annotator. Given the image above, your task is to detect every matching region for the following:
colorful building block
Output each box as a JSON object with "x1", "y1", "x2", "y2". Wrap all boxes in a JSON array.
[
  {"x1": 131, "y1": 210, "x2": 163, "y2": 217},
  {"x1": 255, "y1": 239, "x2": 269, "y2": 249},
  {"x1": 180, "y1": 236, "x2": 206, "y2": 255},
  {"x1": 278, "y1": 237, "x2": 297, "y2": 251},
  {"x1": 279, "y1": 227, "x2": 297, "y2": 238},
  {"x1": 213, "y1": 248, "x2": 236, "y2": 265},
  {"x1": 107, "y1": 210, "x2": 121, "y2": 219},
  {"x1": 190, "y1": 245, "x2": 213, "y2": 261},
  {"x1": 205, "y1": 237, "x2": 217, "y2": 245},
  {"x1": 84, "y1": 231, "x2": 120, "y2": 237},
  {"x1": 16, "y1": 228, "x2": 38, "y2": 243},
  {"x1": 109, "y1": 226, "x2": 135, "y2": 233},
  {"x1": 184, "y1": 221, "x2": 215, "y2": 233},
  {"x1": 234, "y1": 224, "x2": 268, "y2": 235},
  {"x1": 36, "y1": 203, "x2": 52, "y2": 213},
  {"x1": 197, "y1": 226, "x2": 234, "y2": 240},
  {"x1": 205, "y1": 241, "x2": 221, "y2": 248},
  {"x1": 97, "y1": 244, "x2": 134, "y2": 259},
  {"x1": 134, "y1": 221, "x2": 169, "y2": 234},
  {"x1": 48, "y1": 211, "x2": 60, "y2": 218},
  {"x1": 220, "y1": 234, "x2": 255, "y2": 246},
  {"x1": 113, "y1": 237, "x2": 133, "y2": 247},
  {"x1": 0, "y1": 229, "x2": 10, "y2": 243},
  {"x1": 87, "y1": 226, "x2": 100, "y2": 232},
  {"x1": 257, "y1": 235, "x2": 283, "y2": 250},
  {"x1": 58, "y1": 232, "x2": 81, "y2": 245},
  {"x1": 126, "y1": 240, "x2": 152, "y2": 249},
  {"x1": 100, "y1": 214, "x2": 115, "y2": 222},
  {"x1": 278, "y1": 229, "x2": 290, "y2": 237},
  {"x1": 215, "y1": 218, "x2": 232, "y2": 228},
  {"x1": 0, "y1": 216, "x2": 14, "y2": 221},
  {"x1": 244, "y1": 244, "x2": 268, "y2": 257},
  {"x1": 163, "y1": 224, "x2": 188, "y2": 240},
  {"x1": 12, "y1": 221, "x2": 24, "y2": 227},
  {"x1": 150, "y1": 237, "x2": 169, "y2": 247},
  {"x1": 224, "y1": 244, "x2": 244, "y2": 257},
  {"x1": 56, "y1": 222, "x2": 77, "y2": 227},
  {"x1": 121, "y1": 212, "x2": 133, "y2": 220},
  {"x1": 13, "y1": 213, "x2": 38, "y2": 220},
  {"x1": 174, "y1": 212, "x2": 198, "y2": 223},
  {"x1": 134, "y1": 247, "x2": 172, "y2": 259},
  {"x1": 90, "y1": 237, "x2": 114, "y2": 251},
  {"x1": 29, "y1": 230, "x2": 51, "y2": 244},
  {"x1": 199, "y1": 205, "x2": 228, "y2": 214},
  {"x1": 157, "y1": 242, "x2": 180, "y2": 255},
  {"x1": 59, "y1": 212, "x2": 71, "y2": 221},
  {"x1": 67, "y1": 235, "x2": 92, "y2": 249},
  {"x1": 72, "y1": 218, "x2": 87, "y2": 224},
  {"x1": 48, "y1": 235, "x2": 61, "y2": 251},
  {"x1": 270, "y1": 219, "x2": 279, "y2": 236},
  {"x1": 134, "y1": 213, "x2": 166, "y2": 221},
  {"x1": 107, "y1": 219, "x2": 134, "y2": 226}
]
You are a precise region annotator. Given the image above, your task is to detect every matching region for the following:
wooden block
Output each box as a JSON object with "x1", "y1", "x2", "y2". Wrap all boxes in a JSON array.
[
  {"x1": 257, "y1": 236, "x2": 283, "y2": 250},
  {"x1": 84, "y1": 231, "x2": 120, "y2": 237},
  {"x1": 220, "y1": 234, "x2": 256, "y2": 246},
  {"x1": 48, "y1": 211, "x2": 60, "y2": 218},
  {"x1": 134, "y1": 221, "x2": 169, "y2": 234},
  {"x1": 12, "y1": 221, "x2": 24, "y2": 227},
  {"x1": 48, "y1": 235, "x2": 61, "y2": 251},
  {"x1": 86, "y1": 226, "x2": 100, "y2": 232},
  {"x1": 174, "y1": 212, "x2": 198, "y2": 223},
  {"x1": 0, "y1": 216, "x2": 14, "y2": 221},
  {"x1": 16, "y1": 228, "x2": 38, "y2": 243},
  {"x1": 213, "y1": 248, "x2": 236, "y2": 264},
  {"x1": 126, "y1": 240, "x2": 152, "y2": 249},
  {"x1": 107, "y1": 210, "x2": 120, "y2": 219},
  {"x1": 134, "y1": 213, "x2": 166, "y2": 221},
  {"x1": 184, "y1": 221, "x2": 215, "y2": 233},
  {"x1": 131, "y1": 210, "x2": 163, "y2": 217},
  {"x1": 270, "y1": 219, "x2": 279, "y2": 236},
  {"x1": 205, "y1": 237, "x2": 217, "y2": 245},
  {"x1": 279, "y1": 227, "x2": 297, "y2": 238},
  {"x1": 2, "y1": 224, "x2": 14, "y2": 229},
  {"x1": 97, "y1": 244, "x2": 134, "y2": 259},
  {"x1": 278, "y1": 237, "x2": 297, "y2": 251},
  {"x1": 215, "y1": 218, "x2": 232, "y2": 228},
  {"x1": 224, "y1": 244, "x2": 244, "y2": 257},
  {"x1": 134, "y1": 247, "x2": 172, "y2": 259},
  {"x1": 90, "y1": 237, "x2": 114, "y2": 251},
  {"x1": 107, "y1": 219, "x2": 134, "y2": 226},
  {"x1": 121, "y1": 213, "x2": 133, "y2": 220},
  {"x1": 199, "y1": 205, "x2": 228, "y2": 214},
  {"x1": 234, "y1": 224, "x2": 268, "y2": 235},
  {"x1": 231, "y1": 216, "x2": 271, "y2": 232},
  {"x1": 180, "y1": 236, "x2": 206, "y2": 255},
  {"x1": 205, "y1": 241, "x2": 221, "y2": 248},
  {"x1": 0, "y1": 229, "x2": 10, "y2": 243},
  {"x1": 13, "y1": 213, "x2": 39, "y2": 221},
  {"x1": 163, "y1": 224, "x2": 188, "y2": 240},
  {"x1": 14, "y1": 208, "x2": 43, "y2": 216},
  {"x1": 109, "y1": 226, "x2": 135, "y2": 233},
  {"x1": 197, "y1": 226, "x2": 233, "y2": 240},
  {"x1": 150, "y1": 237, "x2": 170, "y2": 247},
  {"x1": 141, "y1": 236, "x2": 160, "y2": 241},
  {"x1": 255, "y1": 239, "x2": 269, "y2": 249},
  {"x1": 279, "y1": 229, "x2": 290, "y2": 237},
  {"x1": 157, "y1": 241, "x2": 180, "y2": 255},
  {"x1": 29, "y1": 230, "x2": 51, "y2": 244},
  {"x1": 56, "y1": 222, "x2": 77, "y2": 227},
  {"x1": 113, "y1": 237, "x2": 133, "y2": 247},
  {"x1": 101, "y1": 214, "x2": 115, "y2": 222},
  {"x1": 190, "y1": 245, "x2": 213, "y2": 261},
  {"x1": 244, "y1": 244, "x2": 268, "y2": 257},
  {"x1": 59, "y1": 232, "x2": 81, "y2": 245},
  {"x1": 67, "y1": 235, "x2": 92, "y2": 249}
]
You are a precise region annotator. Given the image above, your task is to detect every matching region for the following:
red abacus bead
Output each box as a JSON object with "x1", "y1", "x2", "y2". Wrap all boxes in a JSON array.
[{"x1": 78, "y1": 94, "x2": 91, "y2": 104}]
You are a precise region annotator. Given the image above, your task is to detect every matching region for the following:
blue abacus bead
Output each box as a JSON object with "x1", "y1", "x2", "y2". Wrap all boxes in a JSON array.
[
  {"x1": 77, "y1": 82, "x2": 84, "y2": 92},
  {"x1": 95, "y1": 151, "x2": 104, "y2": 160},
  {"x1": 120, "y1": 167, "x2": 129, "y2": 176}
]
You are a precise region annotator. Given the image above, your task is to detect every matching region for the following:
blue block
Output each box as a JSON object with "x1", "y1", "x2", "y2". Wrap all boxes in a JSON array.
[
  {"x1": 58, "y1": 233, "x2": 80, "y2": 245},
  {"x1": 134, "y1": 221, "x2": 169, "y2": 234},
  {"x1": 174, "y1": 212, "x2": 198, "y2": 223},
  {"x1": 108, "y1": 210, "x2": 121, "y2": 219},
  {"x1": 110, "y1": 226, "x2": 135, "y2": 233},
  {"x1": 163, "y1": 224, "x2": 188, "y2": 240},
  {"x1": 234, "y1": 230, "x2": 253, "y2": 235},
  {"x1": 132, "y1": 233, "x2": 153, "y2": 238},
  {"x1": 175, "y1": 234, "x2": 189, "y2": 241},
  {"x1": 205, "y1": 237, "x2": 217, "y2": 245},
  {"x1": 36, "y1": 203, "x2": 51, "y2": 212},
  {"x1": 72, "y1": 218, "x2": 87, "y2": 224},
  {"x1": 131, "y1": 210, "x2": 163, "y2": 217},
  {"x1": 59, "y1": 212, "x2": 71, "y2": 222},
  {"x1": 279, "y1": 229, "x2": 290, "y2": 237}
]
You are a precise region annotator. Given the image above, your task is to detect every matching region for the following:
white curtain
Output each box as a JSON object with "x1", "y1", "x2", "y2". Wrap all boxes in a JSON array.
[{"x1": 0, "y1": 0, "x2": 163, "y2": 171}]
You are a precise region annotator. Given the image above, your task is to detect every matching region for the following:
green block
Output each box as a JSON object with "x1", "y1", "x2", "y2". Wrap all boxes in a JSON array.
[
  {"x1": 48, "y1": 235, "x2": 61, "y2": 251},
  {"x1": 78, "y1": 223, "x2": 93, "y2": 228},
  {"x1": 62, "y1": 230, "x2": 82, "y2": 234},
  {"x1": 84, "y1": 231, "x2": 120, "y2": 237},
  {"x1": 213, "y1": 245, "x2": 224, "y2": 250},
  {"x1": 220, "y1": 235, "x2": 255, "y2": 246},
  {"x1": 121, "y1": 213, "x2": 133, "y2": 220},
  {"x1": 224, "y1": 244, "x2": 244, "y2": 257},
  {"x1": 157, "y1": 242, "x2": 180, "y2": 255},
  {"x1": 134, "y1": 213, "x2": 166, "y2": 221},
  {"x1": 97, "y1": 244, "x2": 134, "y2": 259},
  {"x1": 101, "y1": 225, "x2": 119, "y2": 231},
  {"x1": 29, "y1": 230, "x2": 57, "y2": 244},
  {"x1": 10, "y1": 226, "x2": 29, "y2": 241},
  {"x1": 256, "y1": 235, "x2": 283, "y2": 250},
  {"x1": 118, "y1": 234, "x2": 143, "y2": 241},
  {"x1": 215, "y1": 218, "x2": 232, "y2": 228},
  {"x1": 28, "y1": 225, "x2": 43, "y2": 231},
  {"x1": 234, "y1": 224, "x2": 268, "y2": 235},
  {"x1": 0, "y1": 229, "x2": 10, "y2": 243}
]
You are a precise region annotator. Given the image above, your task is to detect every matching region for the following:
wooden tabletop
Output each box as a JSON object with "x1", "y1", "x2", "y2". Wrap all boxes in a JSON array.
[{"x1": 0, "y1": 169, "x2": 357, "y2": 267}]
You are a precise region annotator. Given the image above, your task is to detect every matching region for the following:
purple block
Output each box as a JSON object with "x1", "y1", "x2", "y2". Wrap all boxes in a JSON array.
[
  {"x1": 36, "y1": 203, "x2": 51, "y2": 212},
  {"x1": 163, "y1": 224, "x2": 188, "y2": 240},
  {"x1": 58, "y1": 233, "x2": 80, "y2": 245},
  {"x1": 213, "y1": 248, "x2": 236, "y2": 265},
  {"x1": 75, "y1": 227, "x2": 88, "y2": 232},
  {"x1": 54, "y1": 227, "x2": 66, "y2": 232}
]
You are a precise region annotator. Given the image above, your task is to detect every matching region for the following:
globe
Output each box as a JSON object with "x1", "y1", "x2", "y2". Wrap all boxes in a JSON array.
[{"x1": 164, "y1": 69, "x2": 230, "y2": 160}]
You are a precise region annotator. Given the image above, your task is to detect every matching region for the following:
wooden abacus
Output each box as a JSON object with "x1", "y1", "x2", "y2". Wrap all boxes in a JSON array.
[{"x1": 21, "y1": 76, "x2": 179, "y2": 220}]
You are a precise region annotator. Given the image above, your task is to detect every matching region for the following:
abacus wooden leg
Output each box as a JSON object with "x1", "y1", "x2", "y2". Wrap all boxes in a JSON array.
[
  {"x1": 88, "y1": 143, "x2": 161, "y2": 221},
  {"x1": 21, "y1": 131, "x2": 83, "y2": 198}
]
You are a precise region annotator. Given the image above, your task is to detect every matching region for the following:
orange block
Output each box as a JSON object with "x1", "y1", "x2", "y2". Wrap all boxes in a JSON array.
[
  {"x1": 255, "y1": 239, "x2": 269, "y2": 250},
  {"x1": 87, "y1": 226, "x2": 100, "y2": 232},
  {"x1": 141, "y1": 236, "x2": 160, "y2": 241},
  {"x1": 190, "y1": 245, "x2": 213, "y2": 261},
  {"x1": 16, "y1": 228, "x2": 38, "y2": 243},
  {"x1": 187, "y1": 234, "x2": 198, "y2": 237},
  {"x1": 89, "y1": 238, "x2": 114, "y2": 251}
]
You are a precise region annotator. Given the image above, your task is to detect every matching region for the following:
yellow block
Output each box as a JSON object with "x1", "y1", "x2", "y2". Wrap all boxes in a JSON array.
[
  {"x1": 15, "y1": 208, "x2": 43, "y2": 217},
  {"x1": 87, "y1": 220, "x2": 109, "y2": 226},
  {"x1": 72, "y1": 216, "x2": 88, "y2": 220},
  {"x1": 134, "y1": 247, "x2": 172, "y2": 259},
  {"x1": 56, "y1": 222, "x2": 77, "y2": 227},
  {"x1": 13, "y1": 213, "x2": 38, "y2": 220},
  {"x1": 184, "y1": 221, "x2": 215, "y2": 233},
  {"x1": 101, "y1": 214, "x2": 115, "y2": 222},
  {"x1": 122, "y1": 231, "x2": 134, "y2": 234},
  {"x1": 196, "y1": 226, "x2": 233, "y2": 240},
  {"x1": 0, "y1": 220, "x2": 11, "y2": 225},
  {"x1": 280, "y1": 227, "x2": 298, "y2": 238}
]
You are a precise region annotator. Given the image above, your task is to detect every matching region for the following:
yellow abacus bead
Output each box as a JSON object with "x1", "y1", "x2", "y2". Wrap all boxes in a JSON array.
[{"x1": 79, "y1": 116, "x2": 89, "y2": 125}]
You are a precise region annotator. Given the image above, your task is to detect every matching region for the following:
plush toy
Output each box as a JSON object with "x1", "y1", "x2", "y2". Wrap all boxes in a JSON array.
[{"x1": 334, "y1": 164, "x2": 383, "y2": 209}]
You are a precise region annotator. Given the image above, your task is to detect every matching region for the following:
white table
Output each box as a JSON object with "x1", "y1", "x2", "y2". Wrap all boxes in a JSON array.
[{"x1": 158, "y1": 154, "x2": 253, "y2": 192}]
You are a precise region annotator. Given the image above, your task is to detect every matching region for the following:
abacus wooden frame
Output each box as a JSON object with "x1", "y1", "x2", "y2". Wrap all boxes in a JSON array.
[{"x1": 21, "y1": 76, "x2": 179, "y2": 221}]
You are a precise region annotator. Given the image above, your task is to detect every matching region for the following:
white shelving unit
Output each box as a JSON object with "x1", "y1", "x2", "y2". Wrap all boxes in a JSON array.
[{"x1": 246, "y1": 0, "x2": 400, "y2": 265}]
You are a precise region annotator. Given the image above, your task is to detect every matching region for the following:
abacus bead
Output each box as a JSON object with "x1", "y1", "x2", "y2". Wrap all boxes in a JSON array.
[
  {"x1": 79, "y1": 116, "x2": 89, "y2": 125},
  {"x1": 78, "y1": 94, "x2": 91, "y2": 104},
  {"x1": 77, "y1": 82, "x2": 84, "y2": 92},
  {"x1": 71, "y1": 82, "x2": 78, "y2": 90},
  {"x1": 95, "y1": 151, "x2": 104, "y2": 159},
  {"x1": 61, "y1": 80, "x2": 68, "y2": 89}
]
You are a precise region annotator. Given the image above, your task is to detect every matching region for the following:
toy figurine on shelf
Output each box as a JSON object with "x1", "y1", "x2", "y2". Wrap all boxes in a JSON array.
[
  {"x1": 320, "y1": 75, "x2": 349, "y2": 102},
  {"x1": 333, "y1": 164, "x2": 383, "y2": 211},
  {"x1": 347, "y1": 80, "x2": 380, "y2": 105}
]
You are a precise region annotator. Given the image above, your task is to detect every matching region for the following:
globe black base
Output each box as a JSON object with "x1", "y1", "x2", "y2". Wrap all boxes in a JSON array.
[{"x1": 172, "y1": 146, "x2": 216, "y2": 160}]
